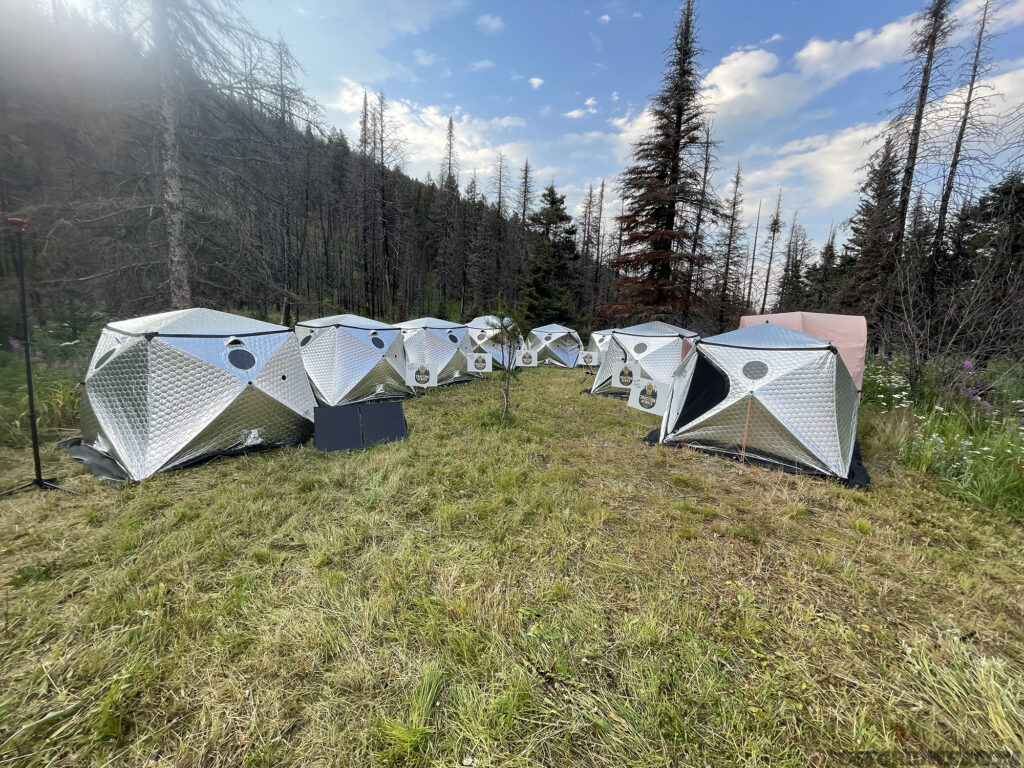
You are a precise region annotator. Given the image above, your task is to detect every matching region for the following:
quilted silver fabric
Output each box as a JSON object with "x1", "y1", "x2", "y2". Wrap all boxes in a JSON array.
[
  {"x1": 82, "y1": 309, "x2": 315, "y2": 481},
  {"x1": 396, "y1": 317, "x2": 476, "y2": 386},
  {"x1": 591, "y1": 323, "x2": 697, "y2": 395},
  {"x1": 660, "y1": 324, "x2": 859, "y2": 478},
  {"x1": 577, "y1": 329, "x2": 613, "y2": 367},
  {"x1": 466, "y1": 315, "x2": 520, "y2": 370},
  {"x1": 296, "y1": 314, "x2": 413, "y2": 405},
  {"x1": 525, "y1": 323, "x2": 582, "y2": 367}
]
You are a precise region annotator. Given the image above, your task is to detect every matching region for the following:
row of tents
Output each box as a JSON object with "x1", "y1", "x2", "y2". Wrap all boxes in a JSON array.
[
  {"x1": 75, "y1": 307, "x2": 867, "y2": 485},
  {"x1": 77, "y1": 309, "x2": 584, "y2": 480}
]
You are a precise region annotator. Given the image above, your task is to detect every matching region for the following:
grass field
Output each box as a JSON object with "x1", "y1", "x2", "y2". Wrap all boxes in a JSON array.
[{"x1": 1, "y1": 367, "x2": 1023, "y2": 767}]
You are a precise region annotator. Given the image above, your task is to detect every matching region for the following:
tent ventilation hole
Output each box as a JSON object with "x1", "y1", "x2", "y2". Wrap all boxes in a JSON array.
[
  {"x1": 371, "y1": 336, "x2": 385, "y2": 349},
  {"x1": 226, "y1": 337, "x2": 245, "y2": 347},
  {"x1": 742, "y1": 360, "x2": 768, "y2": 380},
  {"x1": 281, "y1": 375, "x2": 287, "y2": 380},
  {"x1": 477, "y1": 332, "x2": 487, "y2": 341},
  {"x1": 447, "y1": 333, "x2": 459, "y2": 344},
  {"x1": 228, "y1": 349, "x2": 257, "y2": 370},
  {"x1": 300, "y1": 334, "x2": 313, "y2": 347},
  {"x1": 633, "y1": 342, "x2": 648, "y2": 354}
]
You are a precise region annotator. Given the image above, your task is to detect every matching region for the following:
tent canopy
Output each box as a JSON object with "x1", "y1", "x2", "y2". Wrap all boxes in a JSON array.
[
  {"x1": 739, "y1": 312, "x2": 866, "y2": 390},
  {"x1": 396, "y1": 317, "x2": 465, "y2": 330},
  {"x1": 525, "y1": 323, "x2": 582, "y2": 367},
  {"x1": 660, "y1": 323, "x2": 859, "y2": 479},
  {"x1": 297, "y1": 313, "x2": 395, "y2": 331},
  {"x1": 106, "y1": 308, "x2": 286, "y2": 337},
  {"x1": 617, "y1": 321, "x2": 698, "y2": 339}
]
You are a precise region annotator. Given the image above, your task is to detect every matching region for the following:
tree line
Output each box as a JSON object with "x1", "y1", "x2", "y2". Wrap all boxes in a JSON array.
[{"x1": 1, "y1": 0, "x2": 1021, "y2": 390}]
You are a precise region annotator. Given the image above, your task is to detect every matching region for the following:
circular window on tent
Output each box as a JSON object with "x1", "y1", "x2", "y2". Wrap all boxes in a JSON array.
[
  {"x1": 371, "y1": 336, "x2": 385, "y2": 350},
  {"x1": 477, "y1": 331, "x2": 487, "y2": 341},
  {"x1": 299, "y1": 333, "x2": 313, "y2": 347},
  {"x1": 448, "y1": 333, "x2": 459, "y2": 344},
  {"x1": 228, "y1": 349, "x2": 256, "y2": 370},
  {"x1": 544, "y1": 334, "x2": 552, "y2": 341},
  {"x1": 633, "y1": 342, "x2": 648, "y2": 355},
  {"x1": 94, "y1": 348, "x2": 116, "y2": 370},
  {"x1": 742, "y1": 360, "x2": 768, "y2": 380}
]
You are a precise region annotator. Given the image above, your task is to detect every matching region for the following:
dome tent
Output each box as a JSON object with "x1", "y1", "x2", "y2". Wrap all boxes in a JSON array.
[
  {"x1": 295, "y1": 314, "x2": 413, "y2": 405},
  {"x1": 396, "y1": 317, "x2": 476, "y2": 387},
  {"x1": 657, "y1": 323, "x2": 860, "y2": 479},
  {"x1": 79, "y1": 308, "x2": 316, "y2": 481},
  {"x1": 466, "y1": 315, "x2": 520, "y2": 370},
  {"x1": 590, "y1": 321, "x2": 698, "y2": 397},
  {"x1": 524, "y1": 323, "x2": 583, "y2": 367},
  {"x1": 577, "y1": 329, "x2": 614, "y2": 367}
]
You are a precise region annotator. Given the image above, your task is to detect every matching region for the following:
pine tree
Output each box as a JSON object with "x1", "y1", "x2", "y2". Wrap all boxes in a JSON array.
[
  {"x1": 606, "y1": 0, "x2": 709, "y2": 324},
  {"x1": 521, "y1": 184, "x2": 578, "y2": 327},
  {"x1": 837, "y1": 137, "x2": 902, "y2": 332},
  {"x1": 713, "y1": 162, "x2": 746, "y2": 332}
]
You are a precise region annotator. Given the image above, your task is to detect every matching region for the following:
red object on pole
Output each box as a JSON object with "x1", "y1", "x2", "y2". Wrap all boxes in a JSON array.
[{"x1": 7, "y1": 217, "x2": 28, "y2": 231}]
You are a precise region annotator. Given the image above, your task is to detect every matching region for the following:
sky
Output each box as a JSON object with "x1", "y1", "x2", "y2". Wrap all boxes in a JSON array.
[{"x1": 243, "y1": 0, "x2": 1024, "y2": 246}]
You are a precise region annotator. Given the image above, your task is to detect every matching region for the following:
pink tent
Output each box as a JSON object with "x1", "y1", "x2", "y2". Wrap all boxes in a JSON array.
[{"x1": 739, "y1": 312, "x2": 867, "y2": 390}]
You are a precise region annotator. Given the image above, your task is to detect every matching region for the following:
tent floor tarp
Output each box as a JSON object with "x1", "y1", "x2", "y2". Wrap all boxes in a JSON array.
[{"x1": 643, "y1": 430, "x2": 871, "y2": 489}]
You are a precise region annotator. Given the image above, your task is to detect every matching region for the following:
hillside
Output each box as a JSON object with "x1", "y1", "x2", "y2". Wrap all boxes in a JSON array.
[{"x1": 1, "y1": 368, "x2": 1022, "y2": 766}]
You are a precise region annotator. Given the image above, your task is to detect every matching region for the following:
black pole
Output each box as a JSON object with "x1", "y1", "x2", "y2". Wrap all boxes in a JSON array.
[
  {"x1": 15, "y1": 228, "x2": 44, "y2": 485},
  {"x1": 1, "y1": 219, "x2": 76, "y2": 497}
]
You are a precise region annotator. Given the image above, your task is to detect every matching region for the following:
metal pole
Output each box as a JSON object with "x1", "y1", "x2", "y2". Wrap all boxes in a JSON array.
[{"x1": 14, "y1": 228, "x2": 43, "y2": 485}]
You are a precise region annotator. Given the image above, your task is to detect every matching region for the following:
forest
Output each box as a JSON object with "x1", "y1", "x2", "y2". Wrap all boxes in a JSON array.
[{"x1": 1, "y1": 0, "x2": 1022, "y2": 392}]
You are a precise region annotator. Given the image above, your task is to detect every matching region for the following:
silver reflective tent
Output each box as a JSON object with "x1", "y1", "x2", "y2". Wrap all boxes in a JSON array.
[
  {"x1": 396, "y1": 317, "x2": 476, "y2": 387},
  {"x1": 657, "y1": 323, "x2": 859, "y2": 479},
  {"x1": 577, "y1": 329, "x2": 614, "y2": 367},
  {"x1": 81, "y1": 309, "x2": 316, "y2": 481},
  {"x1": 295, "y1": 314, "x2": 413, "y2": 405},
  {"x1": 466, "y1": 315, "x2": 520, "y2": 370},
  {"x1": 525, "y1": 323, "x2": 583, "y2": 367},
  {"x1": 591, "y1": 321, "x2": 698, "y2": 396}
]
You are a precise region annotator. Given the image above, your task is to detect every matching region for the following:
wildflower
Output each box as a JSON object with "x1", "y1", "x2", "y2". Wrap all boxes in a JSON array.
[
  {"x1": 9, "y1": 337, "x2": 21, "y2": 351},
  {"x1": 34, "y1": 349, "x2": 42, "y2": 359},
  {"x1": 963, "y1": 360, "x2": 973, "y2": 371}
]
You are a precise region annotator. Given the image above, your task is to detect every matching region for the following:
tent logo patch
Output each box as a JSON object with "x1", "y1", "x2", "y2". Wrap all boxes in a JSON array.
[
  {"x1": 474, "y1": 355, "x2": 486, "y2": 371},
  {"x1": 414, "y1": 365, "x2": 431, "y2": 384},
  {"x1": 583, "y1": 352, "x2": 593, "y2": 364},
  {"x1": 638, "y1": 382, "x2": 658, "y2": 410},
  {"x1": 619, "y1": 365, "x2": 633, "y2": 386},
  {"x1": 522, "y1": 352, "x2": 533, "y2": 364}
]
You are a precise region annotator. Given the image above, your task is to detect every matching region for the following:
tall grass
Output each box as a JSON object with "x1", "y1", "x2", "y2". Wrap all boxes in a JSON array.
[{"x1": 862, "y1": 360, "x2": 1024, "y2": 518}]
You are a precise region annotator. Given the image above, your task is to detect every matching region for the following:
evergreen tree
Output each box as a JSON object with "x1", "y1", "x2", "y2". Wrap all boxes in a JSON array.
[
  {"x1": 606, "y1": 0, "x2": 710, "y2": 324},
  {"x1": 521, "y1": 185, "x2": 578, "y2": 327}
]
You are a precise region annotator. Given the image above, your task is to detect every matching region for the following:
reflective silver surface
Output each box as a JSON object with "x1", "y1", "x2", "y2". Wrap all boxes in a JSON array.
[
  {"x1": 396, "y1": 317, "x2": 475, "y2": 386},
  {"x1": 591, "y1": 322, "x2": 698, "y2": 396},
  {"x1": 525, "y1": 323, "x2": 582, "y2": 367}
]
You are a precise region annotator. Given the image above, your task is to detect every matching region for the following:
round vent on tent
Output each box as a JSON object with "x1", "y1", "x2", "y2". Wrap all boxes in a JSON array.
[
  {"x1": 447, "y1": 333, "x2": 459, "y2": 344},
  {"x1": 228, "y1": 349, "x2": 257, "y2": 370},
  {"x1": 226, "y1": 337, "x2": 245, "y2": 346},
  {"x1": 371, "y1": 336, "x2": 385, "y2": 350},
  {"x1": 477, "y1": 332, "x2": 487, "y2": 341},
  {"x1": 94, "y1": 348, "x2": 116, "y2": 370},
  {"x1": 544, "y1": 334, "x2": 552, "y2": 341},
  {"x1": 299, "y1": 333, "x2": 313, "y2": 347},
  {"x1": 742, "y1": 360, "x2": 768, "y2": 380},
  {"x1": 633, "y1": 342, "x2": 648, "y2": 355}
]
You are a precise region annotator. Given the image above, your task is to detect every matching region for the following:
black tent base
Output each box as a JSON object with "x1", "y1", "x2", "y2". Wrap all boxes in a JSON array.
[
  {"x1": 60, "y1": 435, "x2": 310, "y2": 485},
  {"x1": 579, "y1": 389, "x2": 629, "y2": 399},
  {"x1": 645, "y1": 428, "x2": 870, "y2": 490}
]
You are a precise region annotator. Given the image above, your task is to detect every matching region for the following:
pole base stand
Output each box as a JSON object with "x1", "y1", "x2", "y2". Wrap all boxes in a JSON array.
[{"x1": 0, "y1": 478, "x2": 79, "y2": 497}]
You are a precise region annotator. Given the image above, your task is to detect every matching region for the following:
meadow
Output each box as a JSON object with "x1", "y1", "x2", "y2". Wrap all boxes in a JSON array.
[{"x1": 1, "y1": 360, "x2": 1023, "y2": 767}]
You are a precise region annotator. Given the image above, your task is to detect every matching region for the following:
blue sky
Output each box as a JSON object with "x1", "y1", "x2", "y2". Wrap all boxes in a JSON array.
[{"x1": 245, "y1": 0, "x2": 1024, "y2": 245}]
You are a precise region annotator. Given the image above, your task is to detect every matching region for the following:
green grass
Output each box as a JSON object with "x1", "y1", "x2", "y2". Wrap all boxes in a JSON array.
[{"x1": 1, "y1": 368, "x2": 1024, "y2": 767}]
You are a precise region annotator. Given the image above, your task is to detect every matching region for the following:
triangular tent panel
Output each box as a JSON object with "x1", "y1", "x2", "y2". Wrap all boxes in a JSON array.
[
  {"x1": 525, "y1": 323, "x2": 583, "y2": 367},
  {"x1": 296, "y1": 314, "x2": 413, "y2": 405},
  {"x1": 396, "y1": 317, "x2": 476, "y2": 387},
  {"x1": 577, "y1": 329, "x2": 614, "y2": 367},
  {"x1": 591, "y1": 321, "x2": 698, "y2": 396},
  {"x1": 81, "y1": 309, "x2": 315, "y2": 481}
]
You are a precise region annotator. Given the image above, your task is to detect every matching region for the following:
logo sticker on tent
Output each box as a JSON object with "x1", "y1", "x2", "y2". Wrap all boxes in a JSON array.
[
  {"x1": 619, "y1": 365, "x2": 633, "y2": 386},
  {"x1": 638, "y1": 382, "x2": 658, "y2": 410},
  {"x1": 414, "y1": 365, "x2": 431, "y2": 385}
]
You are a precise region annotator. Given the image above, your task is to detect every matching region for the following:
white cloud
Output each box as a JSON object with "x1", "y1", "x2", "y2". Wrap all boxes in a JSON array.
[
  {"x1": 470, "y1": 59, "x2": 494, "y2": 71},
  {"x1": 599, "y1": 13, "x2": 610, "y2": 24},
  {"x1": 529, "y1": 77, "x2": 544, "y2": 89},
  {"x1": 328, "y1": 77, "x2": 528, "y2": 187},
  {"x1": 476, "y1": 13, "x2": 504, "y2": 33},
  {"x1": 584, "y1": 96, "x2": 597, "y2": 107},
  {"x1": 413, "y1": 49, "x2": 436, "y2": 67},
  {"x1": 563, "y1": 109, "x2": 590, "y2": 119},
  {"x1": 541, "y1": 104, "x2": 553, "y2": 116},
  {"x1": 611, "y1": 91, "x2": 619, "y2": 101}
]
